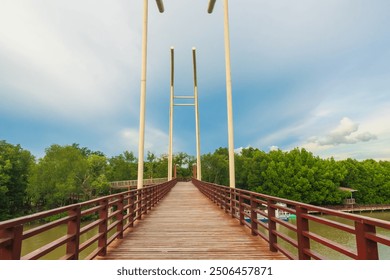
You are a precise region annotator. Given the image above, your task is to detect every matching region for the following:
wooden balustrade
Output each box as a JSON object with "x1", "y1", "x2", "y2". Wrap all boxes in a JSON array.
[
  {"x1": 192, "y1": 178, "x2": 390, "y2": 260},
  {"x1": 0, "y1": 179, "x2": 177, "y2": 260}
]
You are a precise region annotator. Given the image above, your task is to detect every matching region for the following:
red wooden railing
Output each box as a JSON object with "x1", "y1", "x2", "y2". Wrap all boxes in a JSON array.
[
  {"x1": 0, "y1": 179, "x2": 177, "y2": 260},
  {"x1": 192, "y1": 178, "x2": 390, "y2": 260}
]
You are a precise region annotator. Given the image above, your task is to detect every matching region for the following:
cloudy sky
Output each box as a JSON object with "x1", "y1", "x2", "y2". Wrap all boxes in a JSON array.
[{"x1": 1, "y1": 0, "x2": 389, "y2": 161}]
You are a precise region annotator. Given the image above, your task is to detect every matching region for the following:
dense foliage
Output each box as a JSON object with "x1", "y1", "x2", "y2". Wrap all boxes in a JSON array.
[
  {"x1": 1, "y1": 140, "x2": 390, "y2": 220},
  {"x1": 0, "y1": 141, "x2": 35, "y2": 220},
  {"x1": 0, "y1": 141, "x2": 194, "y2": 220},
  {"x1": 202, "y1": 147, "x2": 390, "y2": 206}
]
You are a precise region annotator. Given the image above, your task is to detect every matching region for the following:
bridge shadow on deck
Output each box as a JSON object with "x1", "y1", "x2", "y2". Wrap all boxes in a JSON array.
[{"x1": 96, "y1": 182, "x2": 287, "y2": 260}]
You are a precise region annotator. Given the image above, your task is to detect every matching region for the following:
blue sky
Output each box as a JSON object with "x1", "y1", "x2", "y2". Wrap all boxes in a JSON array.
[{"x1": 1, "y1": 0, "x2": 389, "y2": 160}]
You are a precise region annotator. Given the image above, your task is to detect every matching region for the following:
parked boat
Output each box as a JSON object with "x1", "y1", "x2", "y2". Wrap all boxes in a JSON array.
[{"x1": 244, "y1": 203, "x2": 295, "y2": 223}]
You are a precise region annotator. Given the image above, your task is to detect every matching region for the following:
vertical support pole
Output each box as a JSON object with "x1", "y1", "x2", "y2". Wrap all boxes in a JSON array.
[
  {"x1": 230, "y1": 188, "x2": 235, "y2": 218},
  {"x1": 219, "y1": 187, "x2": 223, "y2": 209},
  {"x1": 355, "y1": 221, "x2": 379, "y2": 259},
  {"x1": 152, "y1": 185, "x2": 156, "y2": 207},
  {"x1": 137, "y1": 189, "x2": 143, "y2": 220},
  {"x1": 192, "y1": 164, "x2": 197, "y2": 179},
  {"x1": 129, "y1": 192, "x2": 134, "y2": 227},
  {"x1": 192, "y1": 47, "x2": 202, "y2": 181},
  {"x1": 116, "y1": 194, "x2": 124, "y2": 239},
  {"x1": 143, "y1": 188, "x2": 148, "y2": 215},
  {"x1": 148, "y1": 187, "x2": 152, "y2": 211},
  {"x1": 223, "y1": 0, "x2": 235, "y2": 189},
  {"x1": 157, "y1": 183, "x2": 161, "y2": 202},
  {"x1": 173, "y1": 164, "x2": 177, "y2": 179},
  {"x1": 296, "y1": 206, "x2": 310, "y2": 259},
  {"x1": 98, "y1": 199, "x2": 109, "y2": 256},
  {"x1": 267, "y1": 199, "x2": 278, "y2": 252},
  {"x1": 239, "y1": 192, "x2": 244, "y2": 225},
  {"x1": 0, "y1": 224, "x2": 23, "y2": 260},
  {"x1": 66, "y1": 206, "x2": 81, "y2": 259},
  {"x1": 250, "y1": 195, "x2": 257, "y2": 236},
  {"x1": 127, "y1": 185, "x2": 131, "y2": 216},
  {"x1": 168, "y1": 47, "x2": 174, "y2": 181},
  {"x1": 137, "y1": 0, "x2": 149, "y2": 190},
  {"x1": 224, "y1": 188, "x2": 229, "y2": 213}
]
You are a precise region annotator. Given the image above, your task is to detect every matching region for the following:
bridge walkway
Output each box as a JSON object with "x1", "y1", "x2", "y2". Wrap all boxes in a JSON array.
[{"x1": 96, "y1": 182, "x2": 287, "y2": 260}]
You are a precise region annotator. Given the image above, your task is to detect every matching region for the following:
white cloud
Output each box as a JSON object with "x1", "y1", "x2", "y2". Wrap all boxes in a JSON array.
[
  {"x1": 300, "y1": 115, "x2": 389, "y2": 160},
  {"x1": 311, "y1": 117, "x2": 377, "y2": 146},
  {"x1": 1, "y1": 0, "x2": 390, "y2": 162},
  {"x1": 118, "y1": 124, "x2": 180, "y2": 157},
  {"x1": 269, "y1": 145, "x2": 279, "y2": 151}
]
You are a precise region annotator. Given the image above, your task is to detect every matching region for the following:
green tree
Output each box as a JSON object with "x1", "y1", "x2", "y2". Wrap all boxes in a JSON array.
[
  {"x1": 0, "y1": 141, "x2": 35, "y2": 220},
  {"x1": 86, "y1": 154, "x2": 110, "y2": 198},
  {"x1": 201, "y1": 148, "x2": 229, "y2": 185},
  {"x1": 107, "y1": 151, "x2": 137, "y2": 181},
  {"x1": 340, "y1": 159, "x2": 390, "y2": 204},
  {"x1": 28, "y1": 144, "x2": 89, "y2": 209},
  {"x1": 153, "y1": 154, "x2": 169, "y2": 179},
  {"x1": 146, "y1": 151, "x2": 156, "y2": 179},
  {"x1": 169, "y1": 152, "x2": 194, "y2": 179}
]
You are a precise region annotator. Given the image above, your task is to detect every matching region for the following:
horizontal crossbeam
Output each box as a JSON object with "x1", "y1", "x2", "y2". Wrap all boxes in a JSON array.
[
  {"x1": 174, "y1": 95, "x2": 194, "y2": 99},
  {"x1": 174, "y1": 103, "x2": 195, "y2": 106}
]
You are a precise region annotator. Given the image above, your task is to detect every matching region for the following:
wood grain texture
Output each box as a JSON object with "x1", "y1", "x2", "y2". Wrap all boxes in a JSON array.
[{"x1": 96, "y1": 182, "x2": 287, "y2": 260}]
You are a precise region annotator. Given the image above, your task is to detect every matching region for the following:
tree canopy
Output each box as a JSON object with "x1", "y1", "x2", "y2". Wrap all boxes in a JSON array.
[
  {"x1": 1, "y1": 140, "x2": 389, "y2": 220},
  {"x1": 202, "y1": 147, "x2": 390, "y2": 206},
  {"x1": 0, "y1": 141, "x2": 35, "y2": 219}
]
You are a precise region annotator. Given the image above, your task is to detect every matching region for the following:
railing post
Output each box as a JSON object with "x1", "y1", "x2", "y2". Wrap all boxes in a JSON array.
[
  {"x1": 250, "y1": 194, "x2": 257, "y2": 236},
  {"x1": 138, "y1": 189, "x2": 143, "y2": 220},
  {"x1": 144, "y1": 188, "x2": 149, "y2": 213},
  {"x1": 98, "y1": 198, "x2": 109, "y2": 256},
  {"x1": 296, "y1": 205, "x2": 310, "y2": 259},
  {"x1": 116, "y1": 194, "x2": 124, "y2": 239},
  {"x1": 355, "y1": 220, "x2": 379, "y2": 259},
  {"x1": 148, "y1": 187, "x2": 153, "y2": 210},
  {"x1": 230, "y1": 188, "x2": 235, "y2": 218},
  {"x1": 152, "y1": 185, "x2": 156, "y2": 207},
  {"x1": 0, "y1": 224, "x2": 23, "y2": 260},
  {"x1": 224, "y1": 188, "x2": 229, "y2": 213},
  {"x1": 219, "y1": 187, "x2": 223, "y2": 209},
  {"x1": 129, "y1": 192, "x2": 135, "y2": 227},
  {"x1": 66, "y1": 205, "x2": 81, "y2": 259},
  {"x1": 267, "y1": 199, "x2": 278, "y2": 252},
  {"x1": 239, "y1": 191, "x2": 244, "y2": 225}
]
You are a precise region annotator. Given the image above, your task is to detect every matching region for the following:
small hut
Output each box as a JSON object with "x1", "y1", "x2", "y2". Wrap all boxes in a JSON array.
[{"x1": 339, "y1": 187, "x2": 358, "y2": 206}]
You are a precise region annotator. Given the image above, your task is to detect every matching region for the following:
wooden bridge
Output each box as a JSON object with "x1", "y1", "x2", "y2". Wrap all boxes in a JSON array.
[
  {"x1": 1, "y1": 179, "x2": 390, "y2": 260},
  {"x1": 96, "y1": 181, "x2": 285, "y2": 260}
]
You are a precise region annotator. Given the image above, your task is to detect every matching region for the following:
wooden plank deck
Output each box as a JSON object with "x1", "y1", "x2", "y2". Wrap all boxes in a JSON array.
[{"x1": 96, "y1": 182, "x2": 287, "y2": 260}]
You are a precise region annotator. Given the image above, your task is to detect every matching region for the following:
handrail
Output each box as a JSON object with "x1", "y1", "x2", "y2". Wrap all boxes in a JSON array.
[
  {"x1": 192, "y1": 178, "x2": 390, "y2": 260},
  {"x1": 0, "y1": 179, "x2": 177, "y2": 260},
  {"x1": 110, "y1": 177, "x2": 168, "y2": 189}
]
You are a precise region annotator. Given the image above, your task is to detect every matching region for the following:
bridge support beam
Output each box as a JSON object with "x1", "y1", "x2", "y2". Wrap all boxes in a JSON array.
[
  {"x1": 208, "y1": 0, "x2": 235, "y2": 188},
  {"x1": 193, "y1": 48, "x2": 202, "y2": 181},
  {"x1": 168, "y1": 47, "x2": 174, "y2": 181},
  {"x1": 168, "y1": 48, "x2": 202, "y2": 181},
  {"x1": 137, "y1": 0, "x2": 149, "y2": 190},
  {"x1": 137, "y1": 0, "x2": 165, "y2": 189}
]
